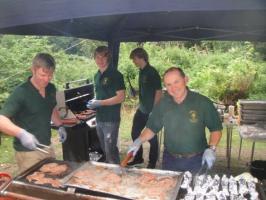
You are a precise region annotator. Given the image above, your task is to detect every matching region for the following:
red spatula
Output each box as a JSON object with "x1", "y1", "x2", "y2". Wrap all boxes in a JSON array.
[{"x1": 120, "y1": 151, "x2": 134, "y2": 167}]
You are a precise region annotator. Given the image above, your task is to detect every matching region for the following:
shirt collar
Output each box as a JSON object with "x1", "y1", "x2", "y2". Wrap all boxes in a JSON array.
[
  {"x1": 140, "y1": 63, "x2": 150, "y2": 71},
  {"x1": 98, "y1": 65, "x2": 112, "y2": 76}
]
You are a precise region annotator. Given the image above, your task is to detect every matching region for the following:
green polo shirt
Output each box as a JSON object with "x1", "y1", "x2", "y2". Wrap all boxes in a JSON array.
[
  {"x1": 0, "y1": 78, "x2": 57, "y2": 151},
  {"x1": 94, "y1": 67, "x2": 125, "y2": 122},
  {"x1": 139, "y1": 64, "x2": 162, "y2": 114},
  {"x1": 146, "y1": 90, "x2": 222, "y2": 154}
]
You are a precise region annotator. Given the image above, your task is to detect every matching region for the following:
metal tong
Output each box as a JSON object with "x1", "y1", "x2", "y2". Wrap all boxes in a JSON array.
[
  {"x1": 35, "y1": 143, "x2": 50, "y2": 154},
  {"x1": 193, "y1": 162, "x2": 208, "y2": 187}
]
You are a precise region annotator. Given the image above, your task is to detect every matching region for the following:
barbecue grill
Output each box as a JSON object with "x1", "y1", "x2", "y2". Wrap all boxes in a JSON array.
[
  {"x1": 239, "y1": 100, "x2": 266, "y2": 125},
  {"x1": 0, "y1": 159, "x2": 110, "y2": 200},
  {"x1": 0, "y1": 158, "x2": 184, "y2": 200},
  {"x1": 59, "y1": 79, "x2": 103, "y2": 162},
  {"x1": 1, "y1": 159, "x2": 265, "y2": 199}
]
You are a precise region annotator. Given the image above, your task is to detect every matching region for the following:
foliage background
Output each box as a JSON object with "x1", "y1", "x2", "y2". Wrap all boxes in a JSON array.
[{"x1": 0, "y1": 35, "x2": 265, "y2": 108}]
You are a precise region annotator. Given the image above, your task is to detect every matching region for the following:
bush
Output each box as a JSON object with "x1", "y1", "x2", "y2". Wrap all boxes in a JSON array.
[{"x1": 0, "y1": 37, "x2": 265, "y2": 108}]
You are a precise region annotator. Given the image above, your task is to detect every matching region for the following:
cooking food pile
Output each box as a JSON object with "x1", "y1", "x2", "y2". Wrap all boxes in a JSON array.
[
  {"x1": 180, "y1": 171, "x2": 259, "y2": 200},
  {"x1": 65, "y1": 163, "x2": 180, "y2": 200},
  {"x1": 26, "y1": 162, "x2": 70, "y2": 188},
  {"x1": 74, "y1": 109, "x2": 96, "y2": 120}
]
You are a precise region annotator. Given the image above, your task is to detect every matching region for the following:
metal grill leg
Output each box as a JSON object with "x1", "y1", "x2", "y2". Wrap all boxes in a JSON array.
[
  {"x1": 238, "y1": 138, "x2": 243, "y2": 160},
  {"x1": 226, "y1": 125, "x2": 233, "y2": 170},
  {"x1": 226, "y1": 126, "x2": 229, "y2": 169},
  {"x1": 250, "y1": 142, "x2": 256, "y2": 162}
]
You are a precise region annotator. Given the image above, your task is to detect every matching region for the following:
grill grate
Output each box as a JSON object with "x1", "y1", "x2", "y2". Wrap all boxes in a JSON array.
[{"x1": 239, "y1": 100, "x2": 266, "y2": 125}]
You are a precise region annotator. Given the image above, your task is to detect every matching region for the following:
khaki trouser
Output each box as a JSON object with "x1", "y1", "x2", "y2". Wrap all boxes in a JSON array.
[{"x1": 15, "y1": 146, "x2": 55, "y2": 173}]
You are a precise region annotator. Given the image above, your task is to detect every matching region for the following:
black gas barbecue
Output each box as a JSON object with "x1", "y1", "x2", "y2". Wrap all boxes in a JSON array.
[{"x1": 61, "y1": 79, "x2": 103, "y2": 162}]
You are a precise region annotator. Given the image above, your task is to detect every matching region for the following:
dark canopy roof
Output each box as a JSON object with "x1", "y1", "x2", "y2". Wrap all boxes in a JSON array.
[
  {"x1": 1, "y1": 0, "x2": 265, "y2": 67},
  {"x1": 0, "y1": 0, "x2": 266, "y2": 42}
]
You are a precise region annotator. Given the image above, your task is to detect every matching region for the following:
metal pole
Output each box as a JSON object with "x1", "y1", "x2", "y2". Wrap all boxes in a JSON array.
[
  {"x1": 108, "y1": 40, "x2": 120, "y2": 69},
  {"x1": 226, "y1": 124, "x2": 233, "y2": 172},
  {"x1": 238, "y1": 138, "x2": 243, "y2": 160},
  {"x1": 250, "y1": 141, "x2": 256, "y2": 162}
]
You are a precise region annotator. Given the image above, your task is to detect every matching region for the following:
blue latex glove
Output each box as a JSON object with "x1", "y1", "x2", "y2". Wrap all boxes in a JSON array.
[
  {"x1": 17, "y1": 129, "x2": 39, "y2": 150},
  {"x1": 86, "y1": 99, "x2": 101, "y2": 110},
  {"x1": 127, "y1": 137, "x2": 142, "y2": 156},
  {"x1": 58, "y1": 126, "x2": 67, "y2": 143},
  {"x1": 202, "y1": 148, "x2": 216, "y2": 169}
]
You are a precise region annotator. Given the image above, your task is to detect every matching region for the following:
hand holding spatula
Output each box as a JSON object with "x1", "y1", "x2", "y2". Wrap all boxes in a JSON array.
[
  {"x1": 127, "y1": 137, "x2": 142, "y2": 157},
  {"x1": 114, "y1": 151, "x2": 134, "y2": 175},
  {"x1": 114, "y1": 138, "x2": 142, "y2": 175},
  {"x1": 120, "y1": 151, "x2": 134, "y2": 167}
]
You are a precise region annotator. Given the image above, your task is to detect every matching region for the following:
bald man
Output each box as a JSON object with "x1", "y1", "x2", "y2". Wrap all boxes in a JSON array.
[{"x1": 127, "y1": 67, "x2": 222, "y2": 173}]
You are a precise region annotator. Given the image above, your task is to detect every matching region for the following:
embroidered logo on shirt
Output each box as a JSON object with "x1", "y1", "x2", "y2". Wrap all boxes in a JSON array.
[
  {"x1": 142, "y1": 76, "x2": 147, "y2": 84},
  {"x1": 102, "y1": 77, "x2": 109, "y2": 85},
  {"x1": 189, "y1": 110, "x2": 198, "y2": 123}
]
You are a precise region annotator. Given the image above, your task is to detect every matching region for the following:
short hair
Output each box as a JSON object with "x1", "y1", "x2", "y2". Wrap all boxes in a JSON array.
[
  {"x1": 129, "y1": 48, "x2": 149, "y2": 63},
  {"x1": 163, "y1": 67, "x2": 186, "y2": 79},
  {"x1": 32, "y1": 53, "x2": 56, "y2": 70},
  {"x1": 94, "y1": 46, "x2": 112, "y2": 63}
]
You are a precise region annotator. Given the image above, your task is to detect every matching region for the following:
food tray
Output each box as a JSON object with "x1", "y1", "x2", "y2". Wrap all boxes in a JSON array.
[
  {"x1": 61, "y1": 161, "x2": 183, "y2": 200},
  {"x1": 14, "y1": 158, "x2": 82, "y2": 189}
]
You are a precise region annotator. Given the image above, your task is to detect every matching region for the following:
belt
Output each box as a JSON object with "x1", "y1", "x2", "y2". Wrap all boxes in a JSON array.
[{"x1": 169, "y1": 151, "x2": 203, "y2": 159}]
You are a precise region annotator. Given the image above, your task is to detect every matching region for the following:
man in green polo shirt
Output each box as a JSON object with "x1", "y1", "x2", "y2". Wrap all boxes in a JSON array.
[
  {"x1": 86, "y1": 46, "x2": 125, "y2": 164},
  {"x1": 127, "y1": 48, "x2": 162, "y2": 169},
  {"x1": 127, "y1": 67, "x2": 222, "y2": 173},
  {"x1": 0, "y1": 53, "x2": 67, "y2": 173}
]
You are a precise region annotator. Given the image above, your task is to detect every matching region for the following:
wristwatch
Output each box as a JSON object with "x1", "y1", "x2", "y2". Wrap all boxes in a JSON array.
[{"x1": 209, "y1": 145, "x2": 216, "y2": 152}]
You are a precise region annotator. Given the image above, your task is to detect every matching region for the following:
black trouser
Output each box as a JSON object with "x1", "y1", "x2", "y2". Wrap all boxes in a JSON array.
[{"x1": 131, "y1": 109, "x2": 158, "y2": 165}]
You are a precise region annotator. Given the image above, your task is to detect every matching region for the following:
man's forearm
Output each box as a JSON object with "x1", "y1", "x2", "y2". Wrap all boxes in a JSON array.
[
  {"x1": 0, "y1": 115, "x2": 23, "y2": 137},
  {"x1": 209, "y1": 130, "x2": 222, "y2": 146},
  {"x1": 100, "y1": 90, "x2": 125, "y2": 106},
  {"x1": 51, "y1": 108, "x2": 63, "y2": 127},
  {"x1": 139, "y1": 128, "x2": 155, "y2": 142}
]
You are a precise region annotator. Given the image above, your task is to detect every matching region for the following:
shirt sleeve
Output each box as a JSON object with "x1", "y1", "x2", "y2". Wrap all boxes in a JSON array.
[
  {"x1": 114, "y1": 71, "x2": 126, "y2": 91},
  {"x1": 203, "y1": 98, "x2": 223, "y2": 132},
  {"x1": 0, "y1": 87, "x2": 24, "y2": 118},
  {"x1": 151, "y1": 69, "x2": 162, "y2": 90},
  {"x1": 50, "y1": 84, "x2": 57, "y2": 108},
  {"x1": 146, "y1": 101, "x2": 164, "y2": 134}
]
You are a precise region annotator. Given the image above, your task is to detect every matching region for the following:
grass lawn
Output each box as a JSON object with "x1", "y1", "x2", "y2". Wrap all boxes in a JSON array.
[
  {"x1": 1, "y1": 106, "x2": 265, "y2": 176},
  {"x1": 0, "y1": 136, "x2": 15, "y2": 164}
]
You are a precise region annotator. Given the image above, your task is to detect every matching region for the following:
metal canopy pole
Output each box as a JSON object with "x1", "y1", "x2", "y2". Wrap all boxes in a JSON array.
[
  {"x1": 108, "y1": 40, "x2": 120, "y2": 69},
  {"x1": 107, "y1": 16, "x2": 128, "y2": 69}
]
